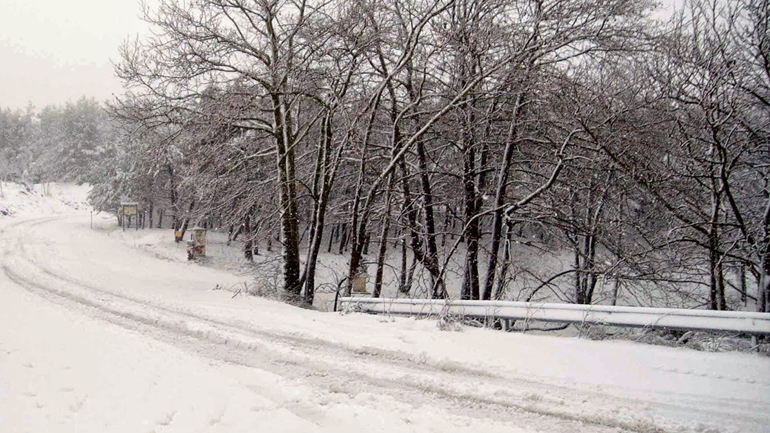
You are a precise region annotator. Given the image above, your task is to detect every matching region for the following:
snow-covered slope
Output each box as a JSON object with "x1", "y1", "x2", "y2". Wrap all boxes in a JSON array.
[
  {"x1": 0, "y1": 182, "x2": 90, "y2": 217},
  {"x1": 1, "y1": 183, "x2": 768, "y2": 433}
]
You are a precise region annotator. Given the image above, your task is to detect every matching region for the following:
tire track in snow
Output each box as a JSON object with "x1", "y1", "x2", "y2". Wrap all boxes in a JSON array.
[
  {"x1": 1, "y1": 215, "x2": 733, "y2": 433},
  {"x1": 5, "y1": 260, "x2": 666, "y2": 433}
]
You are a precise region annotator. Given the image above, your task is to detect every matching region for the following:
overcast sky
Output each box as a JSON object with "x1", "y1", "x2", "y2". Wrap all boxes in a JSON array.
[
  {"x1": 0, "y1": 0, "x2": 679, "y2": 112},
  {"x1": 0, "y1": 0, "x2": 151, "y2": 110}
]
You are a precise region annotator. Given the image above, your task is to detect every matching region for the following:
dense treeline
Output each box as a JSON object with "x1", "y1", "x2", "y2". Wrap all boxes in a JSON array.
[
  {"x1": 0, "y1": 98, "x2": 113, "y2": 185},
  {"x1": 106, "y1": 0, "x2": 770, "y2": 311},
  {"x1": 3, "y1": 0, "x2": 768, "y2": 313}
]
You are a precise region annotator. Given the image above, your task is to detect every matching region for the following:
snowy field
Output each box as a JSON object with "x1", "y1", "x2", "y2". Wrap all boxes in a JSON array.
[{"x1": 1, "y1": 182, "x2": 769, "y2": 432}]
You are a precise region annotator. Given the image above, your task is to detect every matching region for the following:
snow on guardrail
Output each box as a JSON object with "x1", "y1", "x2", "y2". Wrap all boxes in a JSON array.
[{"x1": 339, "y1": 297, "x2": 770, "y2": 335}]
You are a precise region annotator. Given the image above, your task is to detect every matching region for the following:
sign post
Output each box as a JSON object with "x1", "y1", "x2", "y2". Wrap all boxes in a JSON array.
[{"x1": 120, "y1": 202, "x2": 139, "y2": 231}]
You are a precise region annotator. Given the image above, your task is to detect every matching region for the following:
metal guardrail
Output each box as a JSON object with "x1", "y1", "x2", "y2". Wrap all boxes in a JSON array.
[{"x1": 339, "y1": 297, "x2": 770, "y2": 335}]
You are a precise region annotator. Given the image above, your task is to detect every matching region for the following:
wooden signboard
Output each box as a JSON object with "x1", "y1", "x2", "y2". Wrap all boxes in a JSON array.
[
  {"x1": 123, "y1": 204, "x2": 137, "y2": 216},
  {"x1": 120, "y1": 202, "x2": 139, "y2": 231}
]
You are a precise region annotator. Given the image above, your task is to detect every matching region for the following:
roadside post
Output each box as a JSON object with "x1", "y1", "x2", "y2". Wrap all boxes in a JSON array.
[
  {"x1": 351, "y1": 264, "x2": 369, "y2": 294},
  {"x1": 187, "y1": 226, "x2": 207, "y2": 260}
]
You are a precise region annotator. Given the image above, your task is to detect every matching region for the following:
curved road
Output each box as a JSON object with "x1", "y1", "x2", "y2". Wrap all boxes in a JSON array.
[{"x1": 1, "y1": 214, "x2": 768, "y2": 432}]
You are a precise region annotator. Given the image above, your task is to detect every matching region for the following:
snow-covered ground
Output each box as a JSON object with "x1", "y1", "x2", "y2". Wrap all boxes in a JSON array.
[
  {"x1": 1, "y1": 183, "x2": 769, "y2": 432},
  {"x1": 101, "y1": 210, "x2": 747, "y2": 314},
  {"x1": 0, "y1": 182, "x2": 90, "y2": 216}
]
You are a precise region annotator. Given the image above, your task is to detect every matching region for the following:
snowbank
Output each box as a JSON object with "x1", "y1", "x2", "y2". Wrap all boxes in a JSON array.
[
  {"x1": 0, "y1": 188, "x2": 768, "y2": 432},
  {"x1": 0, "y1": 182, "x2": 90, "y2": 217}
]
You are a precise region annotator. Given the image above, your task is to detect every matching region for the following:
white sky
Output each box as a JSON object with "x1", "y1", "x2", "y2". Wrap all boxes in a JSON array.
[
  {"x1": 0, "y1": 0, "x2": 151, "y2": 110},
  {"x1": 0, "y1": 0, "x2": 680, "y2": 112}
]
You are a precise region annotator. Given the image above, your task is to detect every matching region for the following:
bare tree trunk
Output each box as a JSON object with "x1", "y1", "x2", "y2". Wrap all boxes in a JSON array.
[
  {"x1": 244, "y1": 213, "x2": 254, "y2": 262},
  {"x1": 168, "y1": 164, "x2": 180, "y2": 239},
  {"x1": 759, "y1": 254, "x2": 769, "y2": 313},
  {"x1": 338, "y1": 223, "x2": 348, "y2": 255},
  {"x1": 573, "y1": 241, "x2": 583, "y2": 304},
  {"x1": 460, "y1": 105, "x2": 481, "y2": 300},
  {"x1": 303, "y1": 117, "x2": 329, "y2": 303},
  {"x1": 399, "y1": 237, "x2": 409, "y2": 294},
  {"x1": 176, "y1": 200, "x2": 195, "y2": 242},
  {"x1": 344, "y1": 81, "x2": 384, "y2": 296},
  {"x1": 243, "y1": 206, "x2": 259, "y2": 262},
  {"x1": 584, "y1": 233, "x2": 599, "y2": 305},
  {"x1": 363, "y1": 233, "x2": 371, "y2": 256},
  {"x1": 157, "y1": 209, "x2": 163, "y2": 229},
  {"x1": 373, "y1": 174, "x2": 396, "y2": 298},
  {"x1": 482, "y1": 92, "x2": 527, "y2": 300},
  {"x1": 405, "y1": 254, "x2": 418, "y2": 297},
  {"x1": 303, "y1": 112, "x2": 345, "y2": 304},
  {"x1": 708, "y1": 187, "x2": 726, "y2": 310},
  {"x1": 416, "y1": 138, "x2": 445, "y2": 298},
  {"x1": 148, "y1": 202, "x2": 154, "y2": 229},
  {"x1": 327, "y1": 223, "x2": 336, "y2": 253},
  {"x1": 460, "y1": 173, "x2": 481, "y2": 300},
  {"x1": 494, "y1": 220, "x2": 515, "y2": 300},
  {"x1": 227, "y1": 225, "x2": 235, "y2": 245},
  {"x1": 272, "y1": 94, "x2": 302, "y2": 298},
  {"x1": 403, "y1": 56, "x2": 445, "y2": 298},
  {"x1": 760, "y1": 274, "x2": 769, "y2": 313},
  {"x1": 399, "y1": 158, "x2": 447, "y2": 297},
  {"x1": 611, "y1": 278, "x2": 622, "y2": 306},
  {"x1": 717, "y1": 252, "x2": 728, "y2": 310},
  {"x1": 739, "y1": 263, "x2": 747, "y2": 306},
  {"x1": 442, "y1": 206, "x2": 451, "y2": 247}
]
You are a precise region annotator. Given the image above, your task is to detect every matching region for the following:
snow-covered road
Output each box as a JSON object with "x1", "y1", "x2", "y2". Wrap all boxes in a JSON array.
[{"x1": 1, "y1": 212, "x2": 769, "y2": 432}]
